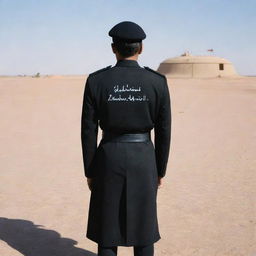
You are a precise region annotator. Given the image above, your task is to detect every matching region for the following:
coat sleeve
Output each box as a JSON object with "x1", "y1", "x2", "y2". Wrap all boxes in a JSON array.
[
  {"x1": 154, "y1": 76, "x2": 172, "y2": 178},
  {"x1": 81, "y1": 76, "x2": 99, "y2": 178}
]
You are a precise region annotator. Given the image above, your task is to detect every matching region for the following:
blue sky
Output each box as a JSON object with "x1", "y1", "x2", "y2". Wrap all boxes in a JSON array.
[{"x1": 0, "y1": 0, "x2": 255, "y2": 75}]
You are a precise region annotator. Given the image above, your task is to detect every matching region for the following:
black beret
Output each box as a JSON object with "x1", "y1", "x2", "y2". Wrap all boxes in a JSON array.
[{"x1": 108, "y1": 21, "x2": 146, "y2": 42}]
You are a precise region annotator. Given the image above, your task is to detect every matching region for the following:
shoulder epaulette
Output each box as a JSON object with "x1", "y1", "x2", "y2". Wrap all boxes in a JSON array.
[
  {"x1": 143, "y1": 66, "x2": 165, "y2": 78},
  {"x1": 89, "y1": 65, "x2": 112, "y2": 77}
]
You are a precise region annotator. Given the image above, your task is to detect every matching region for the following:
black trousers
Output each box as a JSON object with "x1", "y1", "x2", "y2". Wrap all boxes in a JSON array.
[{"x1": 97, "y1": 243, "x2": 154, "y2": 256}]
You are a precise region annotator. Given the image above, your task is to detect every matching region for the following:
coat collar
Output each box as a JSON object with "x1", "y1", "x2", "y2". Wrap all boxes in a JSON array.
[{"x1": 114, "y1": 59, "x2": 141, "y2": 68}]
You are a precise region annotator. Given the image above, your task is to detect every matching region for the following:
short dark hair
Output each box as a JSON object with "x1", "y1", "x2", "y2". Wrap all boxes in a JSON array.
[{"x1": 112, "y1": 40, "x2": 142, "y2": 58}]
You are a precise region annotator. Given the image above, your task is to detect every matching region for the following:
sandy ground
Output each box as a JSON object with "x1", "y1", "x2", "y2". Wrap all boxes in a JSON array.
[{"x1": 0, "y1": 75, "x2": 255, "y2": 256}]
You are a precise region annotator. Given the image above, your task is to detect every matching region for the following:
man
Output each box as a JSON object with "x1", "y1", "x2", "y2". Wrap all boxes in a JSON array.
[{"x1": 81, "y1": 21, "x2": 171, "y2": 256}]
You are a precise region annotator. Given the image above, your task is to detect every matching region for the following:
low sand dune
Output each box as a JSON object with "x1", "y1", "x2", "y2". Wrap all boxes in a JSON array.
[{"x1": 0, "y1": 76, "x2": 255, "y2": 256}]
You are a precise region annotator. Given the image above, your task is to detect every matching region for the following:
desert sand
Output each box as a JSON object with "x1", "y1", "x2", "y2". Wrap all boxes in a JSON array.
[{"x1": 0, "y1": 75, "x2": 255, "y2": 256}]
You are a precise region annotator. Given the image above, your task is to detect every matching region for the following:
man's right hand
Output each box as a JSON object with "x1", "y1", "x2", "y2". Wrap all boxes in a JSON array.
[{"x1": 87, "y1": 178, "x2": 93, "y2": 191}]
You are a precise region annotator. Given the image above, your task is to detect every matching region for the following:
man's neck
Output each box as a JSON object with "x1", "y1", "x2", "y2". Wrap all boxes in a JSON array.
[{"x1": 116, "y1": 55, "x2": 139, "y2": 61}]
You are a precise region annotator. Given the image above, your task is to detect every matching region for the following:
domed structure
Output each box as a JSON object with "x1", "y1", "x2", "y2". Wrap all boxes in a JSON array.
[{"x1": 157, "y1": 52, "x2": 238, "y2": 78}]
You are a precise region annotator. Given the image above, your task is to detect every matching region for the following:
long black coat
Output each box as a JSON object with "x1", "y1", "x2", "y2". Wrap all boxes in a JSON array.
[{"x1": 81, "y1": 59, "x2": 171, "y2": 247}]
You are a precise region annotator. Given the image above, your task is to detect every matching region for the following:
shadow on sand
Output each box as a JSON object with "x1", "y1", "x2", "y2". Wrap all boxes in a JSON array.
[{"x1": 0, "y1": 217, "x2": 96, "y2": 256}]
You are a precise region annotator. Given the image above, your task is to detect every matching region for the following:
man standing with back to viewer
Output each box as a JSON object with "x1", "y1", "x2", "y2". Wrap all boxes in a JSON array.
[{"x1": 81, "y1": 21, "x2": 172, "y2": 256}]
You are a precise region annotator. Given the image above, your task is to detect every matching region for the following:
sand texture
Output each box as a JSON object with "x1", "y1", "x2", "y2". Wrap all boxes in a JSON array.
[{"x1": 0, "y1": 75, "x2": 255, "y2": 256}]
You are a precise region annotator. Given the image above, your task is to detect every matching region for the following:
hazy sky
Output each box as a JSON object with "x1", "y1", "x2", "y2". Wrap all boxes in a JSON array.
[{"x1": 0, "y1": 0, "x2": 255, "y2": 76}]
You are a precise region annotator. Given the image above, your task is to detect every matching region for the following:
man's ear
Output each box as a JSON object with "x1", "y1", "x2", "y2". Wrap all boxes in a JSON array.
[
  {"x1": 138, "y1": 43, "x2": 143, "y2": 54},
  {"x1": 111, "y1": 43, "x2": 116, "y2": 53}
]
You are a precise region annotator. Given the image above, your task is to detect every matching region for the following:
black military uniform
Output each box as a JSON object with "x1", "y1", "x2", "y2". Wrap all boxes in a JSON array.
[{"x1": 81, "y1": 21, "x2": 171, "y2": 248}]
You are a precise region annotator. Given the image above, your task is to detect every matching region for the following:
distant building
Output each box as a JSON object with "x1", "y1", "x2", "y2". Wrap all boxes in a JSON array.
[{"x1": 157, "y1": 52, "x2": 238, "y2": 78}]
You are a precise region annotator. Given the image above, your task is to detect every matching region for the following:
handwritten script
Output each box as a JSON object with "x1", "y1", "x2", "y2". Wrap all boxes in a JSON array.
[{"x1": 108, "y1": 84, "x2": 149, "y2": 102}]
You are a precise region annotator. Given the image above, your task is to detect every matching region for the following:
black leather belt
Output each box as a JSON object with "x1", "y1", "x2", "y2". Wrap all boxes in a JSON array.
[{"x1": 102, "y1": 131, "x2": 151, "y2": 142}]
